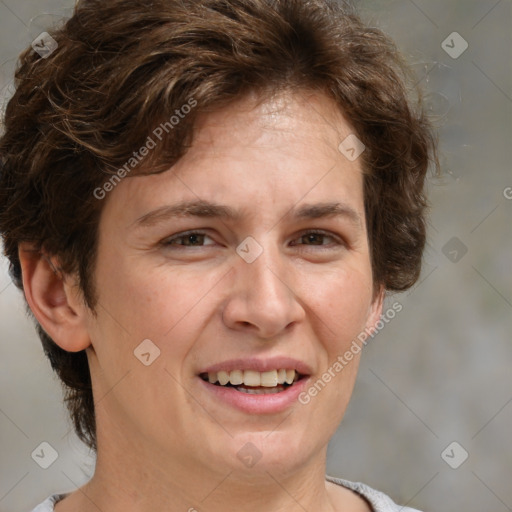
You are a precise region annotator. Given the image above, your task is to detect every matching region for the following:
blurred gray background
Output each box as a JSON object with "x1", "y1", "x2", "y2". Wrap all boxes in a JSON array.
[{"x1": 0, "y1": 0, "x2": 511, "y2": 511}]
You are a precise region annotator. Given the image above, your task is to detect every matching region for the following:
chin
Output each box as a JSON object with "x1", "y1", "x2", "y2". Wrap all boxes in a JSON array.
[{"x1": 213, "y1": 428, "x2": 319, "y2": 477}]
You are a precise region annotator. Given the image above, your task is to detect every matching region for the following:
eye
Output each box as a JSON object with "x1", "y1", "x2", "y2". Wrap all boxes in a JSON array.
[
  {"x1": 160, "y1": 229, "x2": 344, "y2": 250},
  {"x1": 161, "y1": 230, "x2": 216, "y2": 247},
  {"x1": 290, "y1": 230, "x2": 343, "y2": 248}
]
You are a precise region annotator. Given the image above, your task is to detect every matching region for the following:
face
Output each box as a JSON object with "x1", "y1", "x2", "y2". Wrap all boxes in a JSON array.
[{"x1": 83, "y1": 90, "x2": 382, "y2": 482}]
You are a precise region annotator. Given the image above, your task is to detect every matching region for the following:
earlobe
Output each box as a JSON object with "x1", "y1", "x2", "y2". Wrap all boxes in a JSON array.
[
  {"x1": 18, "y1": 243, "x2": 91, "y2": 352},
  {"x1": 365, "y1": 285, "x2": 385, "y2": 332}
]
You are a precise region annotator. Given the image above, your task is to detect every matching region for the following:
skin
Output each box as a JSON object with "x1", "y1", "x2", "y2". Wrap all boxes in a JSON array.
[{"x1": 20, "y1": 90, "x2": 383, "y2": 511}]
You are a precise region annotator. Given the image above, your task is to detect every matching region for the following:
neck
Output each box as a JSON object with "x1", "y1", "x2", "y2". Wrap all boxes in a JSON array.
[{"x1": 69, "y1": 430, "x2": 338, "y2": 512}]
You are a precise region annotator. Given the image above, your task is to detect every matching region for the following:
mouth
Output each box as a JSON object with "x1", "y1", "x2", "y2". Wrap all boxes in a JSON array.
[{"x1": 199, "y1": 369, "x2": 306, "y2": 395}]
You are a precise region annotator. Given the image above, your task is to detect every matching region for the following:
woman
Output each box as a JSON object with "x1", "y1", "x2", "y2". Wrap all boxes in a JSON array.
[{"x1": 0, "y1": 0, "x2": 437, "y2": 510}]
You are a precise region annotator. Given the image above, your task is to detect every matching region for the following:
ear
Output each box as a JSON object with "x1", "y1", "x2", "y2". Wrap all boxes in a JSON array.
[
  {"x1": 18, "y1": 243, "x2": 91, "y2": 352},
  {"x1": 364, "y1": 284, "x2": 385, "y2": 333}
]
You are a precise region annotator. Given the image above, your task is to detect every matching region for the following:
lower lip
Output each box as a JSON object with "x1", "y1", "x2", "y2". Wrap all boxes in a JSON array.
[{"x1": 198, "y1": 377, "x2": 310, "y2": 414}]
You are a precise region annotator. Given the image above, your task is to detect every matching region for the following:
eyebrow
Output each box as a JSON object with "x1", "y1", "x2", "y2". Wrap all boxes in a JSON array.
[{"x1": 133, "y1": 199, "x2": 362, "y2": 228}]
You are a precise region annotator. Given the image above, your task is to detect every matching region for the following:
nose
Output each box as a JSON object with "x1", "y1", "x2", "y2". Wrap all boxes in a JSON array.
[{"x1": 222, "y1": 242, "x2": 306, "y2": 339}]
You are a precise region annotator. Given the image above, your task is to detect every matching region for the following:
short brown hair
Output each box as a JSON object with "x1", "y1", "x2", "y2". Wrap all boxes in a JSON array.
[{"x1": 0, "y1": 0, "x2": 437, "y2": 451}]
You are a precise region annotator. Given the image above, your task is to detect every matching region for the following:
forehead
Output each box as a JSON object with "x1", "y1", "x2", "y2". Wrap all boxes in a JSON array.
[
  {"x1": 189, "y1": 90, "x2": 354, "y2": 160},
  {"x1": 102, "y1": 90, "x2": 365, "y2": 228}
]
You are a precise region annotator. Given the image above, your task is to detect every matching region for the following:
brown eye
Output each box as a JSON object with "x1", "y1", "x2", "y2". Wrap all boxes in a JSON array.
[
  {"x1": 301, "y1": 233, "x2": 330, "y2": 245},
  {"x1": 163, "y1": 231, "x2": 215, "y2": 247},
  {"x1": 292, "y1": 230, "x2": 340, "y2": 247}
]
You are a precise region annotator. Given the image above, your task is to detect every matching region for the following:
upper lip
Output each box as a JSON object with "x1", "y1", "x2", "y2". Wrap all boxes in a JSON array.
[{"x1": 198, "y1": 356, "x2": 313, "y2": 376}]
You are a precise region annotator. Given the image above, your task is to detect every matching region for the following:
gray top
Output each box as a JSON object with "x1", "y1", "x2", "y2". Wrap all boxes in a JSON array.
[
  {"x1": 30, "y1": 476, "x2": 422, "y2": 512},
  {"x1": 326, "y1": 475, "x2": 421, "y2": 511}
]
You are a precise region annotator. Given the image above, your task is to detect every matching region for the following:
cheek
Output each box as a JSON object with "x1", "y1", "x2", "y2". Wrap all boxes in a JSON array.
[
  {"x1": 95, "y1": 242, "x2": 182, "y2": 333},
  {"x1": 304, "y1": 265, "x2": 374, "y2": 350},
  {"x1": 96, "y1": 255, "x2": 224, "y2": 359}
]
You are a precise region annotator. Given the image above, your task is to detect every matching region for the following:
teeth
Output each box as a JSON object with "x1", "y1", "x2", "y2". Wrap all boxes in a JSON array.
[
  {"x1": 229, "y1": 370, "x2": 243, "y2": 385},
  {"x1": 218, "y1": 370, "x2": 230, "y2": 386},
  {"x1": 243, "y1": 370, "x2": 261, "y2": 386},
  {"x1": 203, "y1": 369, "x2": 299, "y2": 387},
  {"x1": 260, "y1": 370, "x2": 278, "y2": 387},
  {"x1": 237, "y1": 386, "x2": 285, "y2": 394}
]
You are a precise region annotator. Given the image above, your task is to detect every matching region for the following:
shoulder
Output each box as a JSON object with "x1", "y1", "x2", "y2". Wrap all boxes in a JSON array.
[
  {"x1": 326, "y1": 475, "x2": 423, "y2": 512},
  {"x1": 33, "y1": 482, "x2": 420, "y2": 512},
  {"x1": 29, "y1": 493, "x2": 68, "y2": 512}
]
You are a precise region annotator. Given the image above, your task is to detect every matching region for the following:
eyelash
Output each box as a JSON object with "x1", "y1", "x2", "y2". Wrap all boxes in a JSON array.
[{"x1": 161, "y1": 229, "x2": 344, "y2": 249}]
